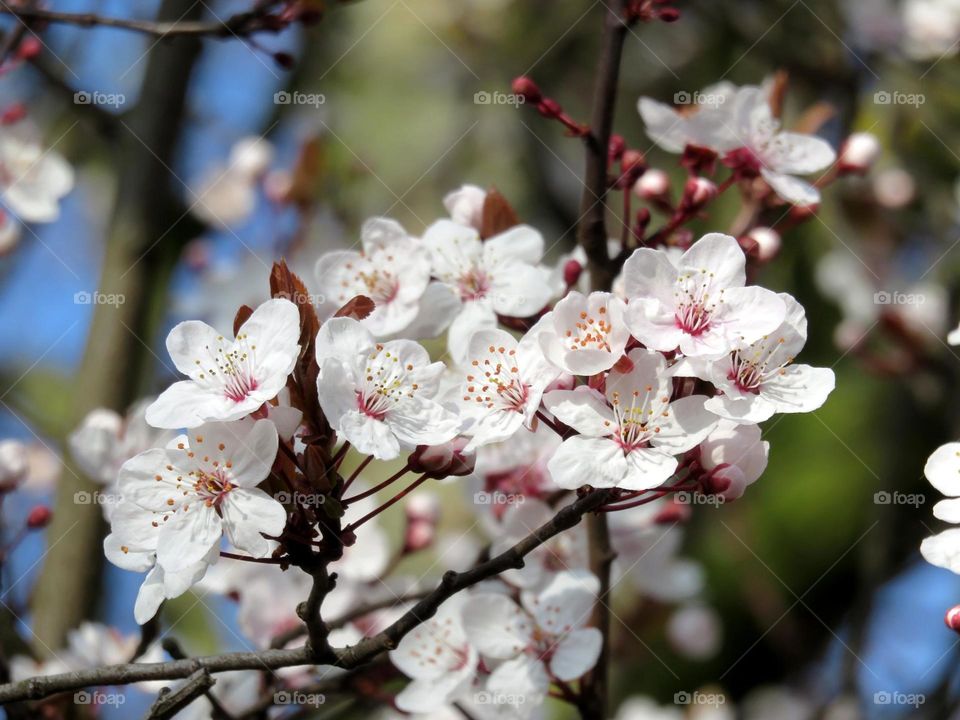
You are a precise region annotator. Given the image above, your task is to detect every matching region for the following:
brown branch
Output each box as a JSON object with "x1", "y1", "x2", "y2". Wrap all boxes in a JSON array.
[
  {"x1": 146, "y1": 668, "x2": 215, "y2": 720},
  {"x1": 0, "y1": 489, "x2": 614, "y2": 704},
  {"x1": 577, "y1": 0, "x2": 631, "y2": 292},
  {"x1": 580, "y1": 513, "x2": 616, "y2": 720},
  {"x1": 0, "y1": 2, "x2": 287, "y2": 40}
]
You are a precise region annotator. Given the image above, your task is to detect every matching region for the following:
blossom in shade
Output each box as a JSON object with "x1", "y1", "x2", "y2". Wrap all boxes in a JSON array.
[
  {"x1": 535, "y1": 291, "x2": 630, "y2": 375},
  {"x1": 458, "y1": 325, "x2": 560, "y2": 451},
  {"x1": 315, "y1": 218, "x2": 433, "y2": 337},
  {"x1": 543, "y1": 349, "x2": 716, "y2": 490},
  {"x1": 623, "y1": 233, "x2": 786, "y2": 357},
  {"x1": 145, "y1": 298, "x2": 301, "y2": 429},
  {"x1": 316, "y1": 317, "x2": 460, "y2": 460},
  {"x1": 0, "y1": 125, "x2": 74, "y2": 223}
]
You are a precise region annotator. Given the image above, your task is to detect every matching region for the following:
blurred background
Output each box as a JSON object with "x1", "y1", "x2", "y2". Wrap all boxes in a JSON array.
[{"x1": 2, "y1": 0, "x2": 960, "y2": 717}]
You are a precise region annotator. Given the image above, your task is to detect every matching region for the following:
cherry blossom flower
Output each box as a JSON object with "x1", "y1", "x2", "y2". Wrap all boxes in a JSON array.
[
  {"x1": 719, "y1": 85, "x2": 836, "y2": 206},
  {"x1": 543, "y1": 349, "x2": 716, "y2": 490},
  {"x1": 921, "y1": 442, "x2": 960, "y2": 573},
  {"x1": 535, "y1": 291, "x2": 630, "y2": 375},
  {"x1": 462, "y1": 571, "x2": 602, "y2": 709},
  {"x1": 666, "y1": 604, "x2": 722, "y2": 660},
  {"x1": 145, "y1": 298, "x2": 301, "y2": 429},
  {"x1": 191, "y1": 136, "x2": 274, "y2": 228},
  {"x1": 107, "y1": 418, "x2": 285, "y2": 622},
  {"x1": 315, "y1": 218, "x2": 434, "y2": 337},
  {"x1": 623, "y1": 233, "x2": 786, "y2": 357},
  {"x1": 421, "y1": 219, "x2": 554, "y2": 362},
  {"x1": 638, "y1": 81, "x2": 741, "y2": 154},
  {"x1": 0, "y1": 125, "x2": 74, "y2": 223},
  {"x1": 675, "y1": 294, "x2": 835, "y2": 422},
  {"x1": 389, "y1": 594, "x2": 478, "y2": 713},
  {"x1": 458, "y1": 326, "x2": 560, "y2": 451},
  {"x1": 698, "y1": 421, "x2": 769, "y2": 500},
  {"x1": 316, "y1": 317, "x2": 460, "y2": 460}
]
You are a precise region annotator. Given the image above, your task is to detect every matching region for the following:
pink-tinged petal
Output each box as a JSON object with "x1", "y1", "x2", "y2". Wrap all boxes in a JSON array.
[
  {"x1": 156, "y1": 506, "x2": 222, "y2": 572},
  {"x1": 146, "y1": 381, "x2": 254, "y2": 429},
  {"x1": 484, "y1": 224, "x2": 544, "y2": 266},
  {"x1": 487, "y1": 654, "x2": 550, "y2": 706},
  {"x1": 524, "y1": 570, "x2": 599, "y2": 633},
  {"x1": 339, "y1": 411, "x2": 400, "y2": 460},
  {"x1": 550, "y1": 628, "x2": 603, "y2": 681},
  {"x1": 542, "y1": 388, "x2": 615, "y2": 436},
  {"x1": 547, "y1": 436, "x2": 626, "y2": 489},
  {"x1": 761, "y1": 365, "x2": 835, "y2": 415},
  {"x1": 714, "y1": 285, "x2": 786, "y2": 347},
  {"x1": 652, "y1": 395, "x2": 717, "y2": 454},
  {"x1": 679, "y1": 233, "x2": 746, "y2": 291},
  {"x1": 624, "y1": 297, "x2": 685, "y2": 353},
  {"x1": 760, "y1": 168, "x2": 820, "y2": 206},
  {"x1": 620, "y1": 448, "x2": 678, "y2": 491},
  {"x1": 921, "y1": 528, "x2": 960, "y2": 574},
  {"x1": 462, "y1": 594, "x2": 533, "y2": 659},
  {"x1": 622, "y1": 247, "x2": 678, "y2": 303},
  {"x1": 316, "y1": 317, "x2": 375, "y2": 366},
  {"x1": 222, "y1": 488, "x2": 287, "y2": 557},
  {"x1": 606, "y1": 348, "x2": 670, "y2": 406},
  {"x1": 387, "y1": 397, "x2": 461, "y2": 448},
  {"x1": 489, "y1": 263, "x2": 554, "y2": 317},
  {"x1": 165, "y1": 320, "x2": 223, "y2": 379},
  {"x1": 926, "y1": 443, "x2": 960, "y2": 497}
]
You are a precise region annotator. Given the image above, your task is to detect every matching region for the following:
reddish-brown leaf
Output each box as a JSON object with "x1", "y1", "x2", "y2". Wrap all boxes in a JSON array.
[
  {"x1": 480, "y1": 187, "x2": 520, "y2": 239},
  {"x1": 233, "y1": 305, "x2": 254, "y2": 337},
  {"x1": 334, "y1": 295, "x2": 375, "y2": 321}
]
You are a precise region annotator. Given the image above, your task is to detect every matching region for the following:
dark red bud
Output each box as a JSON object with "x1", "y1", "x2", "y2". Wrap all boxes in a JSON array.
[
  {"x1": 27, "y1": 506, "x2": 52, "y2": 530},
  {"x1": 946, "y1": 605, "x2": 960, "y2": 633},
  {"x1": 16, "y1": 37, "x2": 41, "y2": 61},
  {"x1": 511, "y1": 76, "x2": 542, "y2": 104},
  {"x1": 1, "y1": 103, "x2": 27, "y2": 125},
  {"x1": 563, "y1": 259, "x2": 583, "y2": 287},
  {"x1": 537, "y1": 98, "x2": 563, "y2": 119},
  {"x1": 273, "y1": 51, "x2": 296, "y2": 69},
  {"x1": 608, "y1": 134, "x2": 626, "y2": 163},
  {"x1": 658, "y1": 8, "x2": 681, "y2": 22}
]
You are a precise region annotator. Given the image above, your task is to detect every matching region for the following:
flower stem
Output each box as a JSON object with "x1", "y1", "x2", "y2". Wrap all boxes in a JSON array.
[
  {"x1": 342, "y1": 463, "x2": 411, "y2": 505},
  {"x1": 343, "y1": 474, "x2": 429, "y2": 534}
]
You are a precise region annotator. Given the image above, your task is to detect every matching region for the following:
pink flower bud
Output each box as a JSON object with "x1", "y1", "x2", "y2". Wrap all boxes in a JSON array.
[
  {"x1": 621, "y1": 149, "x2": 646, "y2": 176},
  {"x1": 563, "y1": 258, "x2": 583, "y2": 287},
  {"x1": 682, "y1": 177, "x2": 718, "y2": 209},
  {"x1": 839, "y1": 132, "x2": 880, "y2": 174},
  {"x1": 654, "y1": 499, "x2": 691, "y2": 524},
  {"x1": 511, "y1": 76, "x2": 542, "y2": 104},
  {"x1": 27, "y1": 506, "x2": 52, "y2": 529},
  {"x1": 16, "y1": 37, "x2": 41, "y2": 61},
  {"x1": 608, "y1": 134, "x2": 626, "y2": 163},
  {"x1": 404, "y1": 520, "x2": 435, "y2": 553},
  {"x1": 741, "y1": 226, "x2": 781, "y2": 263},
  {"x1": 634, "y1": 169, "x2": 670, "y2": 200},
  {"x1": 1, "y1": 103, "x2": 26, "y2": 126},
  {"x1": 409, "y1": 438, "x2": 475, "y2": 478},
  {"x1": 946, "y1": 605, "x2": 960, "y2": 633},
  {"x1": 537, "y1": 98, "x2": 563, "y2": 119},
  {"x1": 406, "y1": 492, "x2": 440, "y2": 524}
]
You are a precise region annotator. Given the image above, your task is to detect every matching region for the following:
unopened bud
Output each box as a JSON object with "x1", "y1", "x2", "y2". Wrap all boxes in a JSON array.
[
  {"x1": 563, "y1": 258, "x2": 583, "y2": 287},
  {"x1": 654, "y1": 498, "x2": 691, "y2": 524},
  {"x1": 409, "y1": 438, "x2": 475, "y2": 478},
  {"x1": 537, "y1": 98, "x2": 562, "y2": 119},
  {"x1": 608, "y1": 134, "x2": 626, "y2": 163},
  {"x1": 406, "y1": 492, "x2": 440, "y2": 524},
  {"x1": 404, "y1": 520, "x2": 435, "y2": 553},
  {"x1": 946, "y1": 605, "x2": 960, "y2": 632},
  {"x1": 839, "y1": 132, "x2": 880, "y2": 174},
  {"x1": 511, "y1": 76, "x2": 542, "y2": 104},
  {"x1": 658, "y1": 7, "x2": 681, "y2": 21},
  {"x1": 634, "y1": 168, "x2": 670, "y2": 200},
  {"x1": 620, "y1": 149, "x2": 646, "y2": 184},
  {"x1": 682, "y1": 177, "x2": 718, "y2": 209},
  {"x1": 1, "y1": 103, "x2": 26, "y2": 126},
  {"x1": 27, "y1": 506, "x2": 52, "y2": 529},
  {"x1": 741, "y1": 226, "x2": 781, "y2": 263},
  {"x1": 16, "y1": 37, "x2": 41, "y2": 61},
  {"x1": 273, "y1": 51, "x2": 296, "y2": 70}
]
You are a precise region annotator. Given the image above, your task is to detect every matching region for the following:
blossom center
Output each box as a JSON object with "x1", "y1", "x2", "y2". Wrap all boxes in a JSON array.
[
  {"x1": 356, "y1": 344, "x2": 418, "y2": 420},
  {"x1": 608, "y1": 388, "x2": 670, "y2": 452},
  {"x1": 729, "y1": 336, "x2": 791, "y2": 394},
  {"x1": 674, "y1": 271, "x2": 723, "y2": 336},
  {"x1": 564, "y1": 306, "x2": 612, "y2": 352},
  {"x1": 465, "y1": 344, "x2": 528, "y2": 413},
  {"x1": 457, "y1": 267, "x2": 491, "y2": 301}
]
